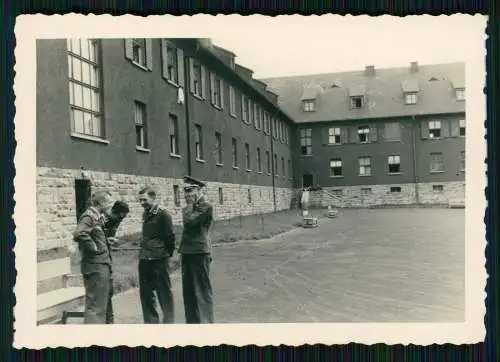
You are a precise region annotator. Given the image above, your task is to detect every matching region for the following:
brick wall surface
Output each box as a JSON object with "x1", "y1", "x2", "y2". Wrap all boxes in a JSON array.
[{"x1": 37, "y1": 167, "x2": 293, "y2": 250}]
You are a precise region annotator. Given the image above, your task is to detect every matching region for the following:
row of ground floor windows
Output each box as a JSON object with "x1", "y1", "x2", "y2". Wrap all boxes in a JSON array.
[{"x1": 326, "y1": 151, "x2": 465, "y2": 178}]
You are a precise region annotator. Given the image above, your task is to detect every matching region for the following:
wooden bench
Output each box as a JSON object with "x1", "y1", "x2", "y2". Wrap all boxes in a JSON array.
[{"x1": 37, "y1": 255, "x2": 85, "y2": 325}]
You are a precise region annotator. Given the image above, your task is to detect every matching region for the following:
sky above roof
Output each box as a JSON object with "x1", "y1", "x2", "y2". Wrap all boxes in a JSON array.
[{"x1": 203, "y1": 15, "x2": 485, "y2": 78}]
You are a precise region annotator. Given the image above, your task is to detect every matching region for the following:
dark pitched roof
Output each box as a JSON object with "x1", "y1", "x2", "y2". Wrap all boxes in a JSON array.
[{"x1": 260, "y1": 62, "x2": 465, "y2": 123}]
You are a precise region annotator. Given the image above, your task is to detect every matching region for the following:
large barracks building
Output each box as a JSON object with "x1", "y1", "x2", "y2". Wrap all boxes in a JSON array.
[{"x1": 36, "y1": 38, "x2": 465, "y2": 251}]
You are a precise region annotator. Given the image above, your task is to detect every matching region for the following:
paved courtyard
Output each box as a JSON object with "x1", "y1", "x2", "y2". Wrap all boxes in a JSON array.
[{"x1": 113, "y1": 208, "x2": 465, "y2": 324}]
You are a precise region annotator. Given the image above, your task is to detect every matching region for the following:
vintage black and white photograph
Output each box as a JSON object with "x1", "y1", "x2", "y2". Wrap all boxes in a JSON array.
[{"x1": 14, "y1": 14, "x2": 486, "y2": 348}]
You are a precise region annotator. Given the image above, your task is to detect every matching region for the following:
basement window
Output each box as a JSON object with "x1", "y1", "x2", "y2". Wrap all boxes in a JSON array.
[
  {"x1": 361, "y1": 187, "x2": 372, "y2": 195},
  {"x1": 390, "y1": 186, "x2": 401, "y2": 193},
  {"x1": 433, "y1": 185, "x2": 444, "y2": 192}
]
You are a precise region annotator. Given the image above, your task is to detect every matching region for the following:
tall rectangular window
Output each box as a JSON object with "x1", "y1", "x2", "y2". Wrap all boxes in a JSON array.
[
  {"x1": 210, "y1": 72, "x2": 223, "y2": 108},
  {"x1": 169, "y1": 114, "x2": 179, "y2": 155},
  {"x1": 245, "y1": 143, "x2": 251, "y2": 170},
  {"x1": 132, "y1": 38, "x2": 147, "y2": 67},
  {"x1": 358, "y1": 125, "x2": 370, "y2": 143},
  {"x1": 192, "y1": 61, "x2": 203, "y2": 97},
  {"x1": 388, "y1": 155, "x2": 401, "y2": 174},
  {"x1": 300, "y1": 128, "x2": 312, "y2": 155},
  {"x1": 288, "y1": 159, "x2": 292, "y2": 178},
  {"x1": 330, "y1": 158, "x2": 342, "y2": 177},
  {"x1": 266, "y1": 151, "x2": 271, "y2": 174},
  {"x1": 257, "y1": 147, "x2": 262, "y2": 172},
  {"x1": 328, "y1": 127, "x2": 341, "y2": 144},
  {"x1": 429, "y1": 152, "x2": 444, "y2": 173},
  {"x1": 242, "y1": 96, "x2": 250, "y2": 123},
  {"x1": 281, "y1": 156, "x2": 285, "y2": 176},
  {"x1": 134, "y1": 101, "x2": 147, "y2": 148},
  {"x1": 195, "y1": 124, "x2": 203, "y2": 160},
  {"x1": 359, "y1": 157, "x2": 372, "y2": 176},
  {"x1": 166, "y1": 44, "x2": 178, "y2": 83},
  {"x1": 274, "y1": 154, "x2": 279, "y2": 175},
  {"x1": 215, "y1": 132, "x2": 223, "y2": 164},
  {"x1": 229, "y1": 86, "x2": 236, "y2": 116},
  {"x1": 459, "y1": 119, "x2": 466, "y2": 136},
  {"x1": 232, "y1": 138, "x2": 238, "y2": 167},
  {"x1": 67, "y1": 39, "x2": 103, "y2": 138},
  {"x1": 460, "y1": 151, "x2": 465, "y2": 171},
  {"x1": 428, "y1": 121, "x2": 442, "y2": 138}
]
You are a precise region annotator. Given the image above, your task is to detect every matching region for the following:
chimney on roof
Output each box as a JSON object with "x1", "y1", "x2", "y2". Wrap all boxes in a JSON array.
[
  {"x1": 199, "y1": 38, "x2": 213, "y2": 49},
  {"x1": 364, "y1": 65, "x2": 375, "y2": 76},
  {"x1": 410, "y1": 61, "x2": 419, "y2": 73}
]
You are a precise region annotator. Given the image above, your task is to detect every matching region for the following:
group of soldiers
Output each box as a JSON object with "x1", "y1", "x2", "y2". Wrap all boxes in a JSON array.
[{"x1": 72, "y1": 175, "x2": 214, "y2": 324}]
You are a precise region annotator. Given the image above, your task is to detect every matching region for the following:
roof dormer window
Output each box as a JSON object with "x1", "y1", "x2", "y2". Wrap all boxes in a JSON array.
[
  {"x1": 350, "y1": 96, "x2": 364, "y2": 109},
  {"x1": 401, "y1": 78, "x2": 420, "y2": 106},
  {"x1": 405, "y1": 92, "x2": 418, "y2": 105},
  {"x1": 456, "y1": 88, "x2": 465, "y2": 101},
  {"x1": 303, "y1": 100, "x2": 316, "y2": 112},
  {"x1": 349, "y1": 85, "x2": 366, "y2": 109}
]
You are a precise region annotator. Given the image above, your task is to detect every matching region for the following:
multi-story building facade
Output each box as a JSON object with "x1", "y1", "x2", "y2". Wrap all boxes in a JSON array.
[
  {"x1": 36, "y1": 38, "x2": 295, "y2": 250},
  {"x1": 262, "y1": 62, "x2": 466, "y2": 207}
]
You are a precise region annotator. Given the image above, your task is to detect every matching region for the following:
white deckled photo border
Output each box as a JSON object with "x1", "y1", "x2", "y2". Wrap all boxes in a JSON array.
[{"x1": 13, "y1": 13, "x2": 487, "y2": 348}]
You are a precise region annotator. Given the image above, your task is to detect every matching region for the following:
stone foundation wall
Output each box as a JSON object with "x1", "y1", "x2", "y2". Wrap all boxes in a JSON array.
[
  {"x1": 306, "y1": 181, "x2": 465, "y2": 208},
  {"x1": 37, "y1": 167, "x2": 293, "y2": 251}
]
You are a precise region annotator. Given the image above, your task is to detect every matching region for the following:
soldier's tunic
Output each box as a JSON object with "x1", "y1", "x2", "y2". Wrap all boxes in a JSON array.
[
  {"x1": 179, "y1": 197, "x2": 214, "y2": 324},
  {"x1": 139, "y1": 203, "x2": 176, "y2": 324},
  {"x1": 73, "y1": 207, "x2": 113, "y2": 324},
  {"x1": 100, "y1": 212, "x2": 127, "y2": 324}
]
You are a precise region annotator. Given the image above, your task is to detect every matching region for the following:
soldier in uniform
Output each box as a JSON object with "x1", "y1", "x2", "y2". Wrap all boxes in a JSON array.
[
  {"x1": 179, "y1": 176, "x2": 214, "y2": 324},
  {"x1": 73, "y1": 190, "x2": 115, "y2": 324},
  {"x1": 101, "y1": 200, "x2": 130, "y2": 324},
  {"x1": 137, "y1": 187, "x2": 176, "y2": 324}
]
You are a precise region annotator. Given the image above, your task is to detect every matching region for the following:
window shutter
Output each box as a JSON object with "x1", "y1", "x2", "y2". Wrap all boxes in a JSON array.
[
  {"x1": 341, "y1": 127, "x2": 349, "y2": 143},
  {"x1": 394, "y1": 122, "x2": 401, "y2": 141},
  {"x1": 379, "y1": 123, "x2": 387, "y2": 141},
  {"x1": 177, "y1": 48, "x2": 185, "y2": 87},
  {"x1": 220, "y1": 79, "x2": 225, "y2": 109},
  {"x1": 189, "y1": 58, "x2": 195, "y2": 93},
  {"x1": 241, "y1": 95, "x2": 246, "y2": 122},
  {"x1": 124, "y1": 39, "x2": 133, "y2": 60},
  {"x1": 370, "y1": 125, "x2": 378, "y2": 142},
  {"x1": 145, "y1": 39, "x2": 153, "y2": 71},
  {"x1": 210, "y1": 72, "x2": 215, "y2": 104},
  {"x1": 450, "y1": 119, "x2": 460, "y2": 137},
  {"x1": 442, "y1": 120, "x2": 450, "y2": 137},
  {"x1": 201, "y1": 65, "x2": 207, "y2": 99},
  {"x1": 321, "y1": 127, "x2": 329, "y2": 145},
  {"x1": 160, "y1": 39, "x2": 168, "y2": 80},
  {"x1": 349, "y1": 126, "x2": 358, "y2": 143},
  {"x1": 420, "y1": 120, "x2": 429, "y2": 139}
]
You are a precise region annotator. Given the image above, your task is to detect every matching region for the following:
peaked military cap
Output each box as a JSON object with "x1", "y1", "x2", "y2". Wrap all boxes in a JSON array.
[{"x1": 183, "y1": 175, "x2": 206, "y2": 191}]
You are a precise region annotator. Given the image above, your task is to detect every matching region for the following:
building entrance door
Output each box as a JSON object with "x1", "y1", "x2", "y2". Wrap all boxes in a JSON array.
[{"x1": 302, "y1": 173, "x2": 313, "y2": 188}]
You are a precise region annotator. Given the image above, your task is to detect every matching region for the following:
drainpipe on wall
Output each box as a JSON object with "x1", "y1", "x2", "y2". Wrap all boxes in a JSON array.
[
  {"x1": 183, "y1": 41, "x2": 200, "y2": 177},
  {"x1": 411, "y1": 115, "x2": 420, "y2": 204},
  {"x1": 270, "y1": 113, "x2": 277, "y2": 212}
]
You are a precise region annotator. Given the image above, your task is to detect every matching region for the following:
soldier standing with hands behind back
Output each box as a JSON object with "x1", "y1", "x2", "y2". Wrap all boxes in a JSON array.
[{"x1": 179, "y1": 176, "x2": 214, "y2": 324}]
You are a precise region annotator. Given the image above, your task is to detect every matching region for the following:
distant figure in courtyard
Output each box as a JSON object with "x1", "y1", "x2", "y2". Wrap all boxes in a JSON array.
[
  {"x1": 102, "y1": 200, "x2": 130, "y2": 324},
  {"x1": 73, "y1": 190, "x2": 115, "y2": 324},
  {"x1": 137, "y1": 187, "x2": 176, "y2": 324},
  {"x1": 179, "y1": 175, "x2": 214, "y2": 324}
]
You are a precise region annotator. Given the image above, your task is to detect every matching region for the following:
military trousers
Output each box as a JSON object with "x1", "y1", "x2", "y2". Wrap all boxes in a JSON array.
[
  {"x1": 82, "y1": 263, "x2": 113, "y2": 324},
  {"x1": 181, "y1": 254, "x2": 214, "y2": 324},
  {"x1": 138, "y1": 258, "x2": 174, "y2": 324}
]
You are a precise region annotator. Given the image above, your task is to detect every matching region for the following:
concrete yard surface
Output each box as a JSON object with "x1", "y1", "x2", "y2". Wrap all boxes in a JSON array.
[{"x1": 112, "y1": 208, "x2": 465, "y2": 324}]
